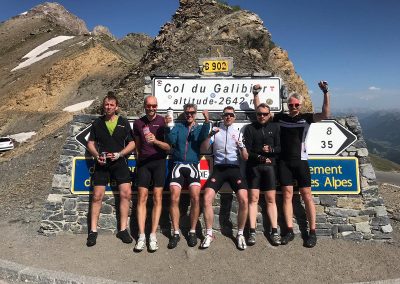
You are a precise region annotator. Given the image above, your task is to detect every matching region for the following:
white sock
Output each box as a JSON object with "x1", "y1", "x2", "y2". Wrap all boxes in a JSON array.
[
  {"x1": 139, "y1": 233, "x2": 145, "y2": 240},
  {"x1": 150, "y1": 233, "x2": 157, "y2": 240},
  {"x1": 174, "y1": 230, "x2": 180, "y2": 235},
  {"x1": 238, "y1": 229, "x2": 244, "y2": 236},
  {"x1": 189, "y1": 229, "x2": 196, "y2": 234},
  {"x1": 206, "y1": 229, "x2": 213, "y2": 236}
]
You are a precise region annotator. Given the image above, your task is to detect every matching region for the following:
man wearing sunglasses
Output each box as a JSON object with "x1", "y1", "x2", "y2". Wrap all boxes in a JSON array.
[
  {"x1": 165, "y1": 103, "x2": 211, "y2": 249},
  {"x1": 132, "y1": 96, "x2": 171, "y2": 252},
  {"x1": 253, "y1": 81, "x2": 330, "y2": 248},
  {"x1": 243, "y1": 102, "x2": 281, "y2": 246},
  {"x1": 200, "y1": 106, "x2": 249, "y2": 250}
]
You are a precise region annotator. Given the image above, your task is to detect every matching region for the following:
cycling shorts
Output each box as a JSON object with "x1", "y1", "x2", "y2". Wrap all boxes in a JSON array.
[
  {"x1": 169, "y1": 162, "x2": 201, "y2": 189},
  {"x1": 278, "y1": 159, "x2": 311, "y2": 188},
  {"x1": 246, "y1": 164, "x2": 276, "y2": 191},
  {"x1": 204, "y1": 164, "x2": 247, "y2": 193},
  {"x1": 92, "y1": 158, "x2": 131, "y2": 186},
  {"x1": 136, "y1": 159, "x2": 166, "y2": 189}
]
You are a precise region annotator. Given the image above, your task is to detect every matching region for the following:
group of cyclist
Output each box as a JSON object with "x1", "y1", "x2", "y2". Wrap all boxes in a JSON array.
[{"x1": 85, "y1": 80, "x2": 330, "y2": 252}]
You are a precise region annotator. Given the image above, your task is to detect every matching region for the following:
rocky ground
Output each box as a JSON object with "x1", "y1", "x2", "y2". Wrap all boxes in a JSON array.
[{"x1": 1, "y1": 128, "x2": 400, "y2": 283}]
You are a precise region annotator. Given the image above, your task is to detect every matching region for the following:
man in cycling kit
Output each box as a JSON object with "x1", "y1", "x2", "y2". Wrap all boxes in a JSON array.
[
  {"x1": 244, "y1": 102, "x2": 281, "y2": 246},
  {"x1": 200, "y1": 106, "x2": 249, "y2": 250},
  {"x1": 165, "y1": 104, "x2": 211, "y2": 249},
  {"x1": 133, "y1": 96, "x2": 170, "y2": 252},
  {"x1": 86, "y1": 92, "x2": 135, "y2": 247}
]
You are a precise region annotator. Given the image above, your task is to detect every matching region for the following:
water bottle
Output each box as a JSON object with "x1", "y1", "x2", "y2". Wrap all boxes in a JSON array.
[
  {"x1": 143, "y1": 125, "x2": 151, "y2": 142},
  {"x1": 167, "y1": 107, "x2": 174, "y2": 128}
]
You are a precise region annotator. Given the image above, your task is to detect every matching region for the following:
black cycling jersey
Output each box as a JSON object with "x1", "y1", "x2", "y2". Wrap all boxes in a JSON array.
[
  {"x1": 273, "y1": 113, "x2": 314, "y2": 160},
  {"x1": 88, "y1": 115, "x2": 134, "y2": 154},
  {"x1": 243, "y1": 121, "x2": 281, "y2": 166}
]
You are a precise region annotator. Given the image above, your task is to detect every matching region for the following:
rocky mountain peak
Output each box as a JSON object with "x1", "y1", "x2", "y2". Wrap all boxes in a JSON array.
[
  {"x1": 25, "y1": 2, "x2": 89, "y2": 35},
  {"x1": 115, "y1": 0, "x2": 312, "y2": 113},
  {"x1": 92, "y1": 25, "x2": 115, "y2": 39}
]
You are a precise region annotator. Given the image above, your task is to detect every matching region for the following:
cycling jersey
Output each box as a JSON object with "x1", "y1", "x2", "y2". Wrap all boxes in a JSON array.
[{"x1": 273, "y1": 113, "x2": 314, "y2": 161}]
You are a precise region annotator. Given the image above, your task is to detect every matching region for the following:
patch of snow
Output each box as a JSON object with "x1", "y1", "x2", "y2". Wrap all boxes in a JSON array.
[
  {"x1": 63, "y1": 100, "x2": 94, "y2": 112},
  {"x1": 19, "y1": 11, "x2": 28, "y2": 16},
  {"x1": 9, "y1": 132, "x2": 36, "y2": 143},
  {"x1": 11, "y1": 36, "x2": 75, "y2": 71}
]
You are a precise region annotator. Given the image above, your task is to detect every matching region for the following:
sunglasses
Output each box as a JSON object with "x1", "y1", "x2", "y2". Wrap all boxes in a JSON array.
[
  {"x1": 222, "y1": 113, "x2": 235, "y2": 118},
  {"x1": 288, "y1": 103, "x2": 300, "y2": 108},
  {"x1": 256, "y1": 112, "x2": 270, "y2": 117},
  {"x1": 185, "y1": 111, "x2": 196, "y2": 116},
  {"x1": 145, "y1": 104, "x2": 158, "y2": 109}
]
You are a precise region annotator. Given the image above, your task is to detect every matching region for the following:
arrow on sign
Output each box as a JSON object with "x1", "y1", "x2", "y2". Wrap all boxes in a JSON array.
[{"x1": 306, "y1": 120, "x2": 357, "y2": 156}]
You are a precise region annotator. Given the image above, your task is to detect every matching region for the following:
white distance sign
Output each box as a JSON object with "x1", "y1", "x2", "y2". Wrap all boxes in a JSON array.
[
  {"x1": 306, "y1": 120, "x2": 357, "y2": 156},
  {"x1": 152, "y1": 77, "x2": 282, "y2": 112}
]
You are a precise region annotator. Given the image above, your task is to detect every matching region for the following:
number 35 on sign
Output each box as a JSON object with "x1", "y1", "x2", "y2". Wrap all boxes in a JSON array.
[{"x1": 306, "y1": 120, "x2": 357, "y2": 156}]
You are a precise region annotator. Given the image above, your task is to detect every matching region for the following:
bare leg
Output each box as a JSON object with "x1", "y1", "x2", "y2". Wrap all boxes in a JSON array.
[
  {"x1": 236, "y1": 189, "x2": 248, "y2": 230},
  {"x1": 248, "y1": 189, "x2": 260, "y2": 228},
  {"x1": 151, "y1": 187, "x2": 163, "y2": 234},
  {"x1": 169, "y1": 185, "x2": 181, "y2": 231},
  {"x1": 189, "y1": 185, "x2": 201, "y2": 231},
  {"x1": 264, "y1": 190, "x2": 278, "y2": 229},
  {"x1": 90, "y1": 186, "x2": 106, "y2": 231},
  {"x1": 118, "y1": 183, "x2": 132, "y2": 231},
  {"x1": 300, "y1": 187, "x2": 316, "y2": 230},
  {"x1": 203, "y1": 188, "x2": 216, "y2": 230},
  {"x1": 136, "y1": 187, "x2": 148, "y2": 235},
  {"x1": 282, "y1": 185, "x2": 294, "y2": 228}
]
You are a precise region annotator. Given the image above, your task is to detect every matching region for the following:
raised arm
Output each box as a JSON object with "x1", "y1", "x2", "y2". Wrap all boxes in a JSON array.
[
  {"x1": 252, "y1": 84, "x2": 261, "y2": 109},
  {"x1": 313, "y1": 80, "x2": 331, "y2": 122}
]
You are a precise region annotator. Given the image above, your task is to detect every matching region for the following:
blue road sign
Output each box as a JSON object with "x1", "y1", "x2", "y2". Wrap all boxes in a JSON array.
[{"x1": 309, "y1": 157, "x2": 360, "y2": 194}]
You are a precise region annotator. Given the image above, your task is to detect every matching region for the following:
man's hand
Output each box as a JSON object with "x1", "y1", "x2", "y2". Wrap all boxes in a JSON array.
[
  {"x1": 237, "y1": 140, "x2": 245, "y2": 149},
  {"x1": 111, "y1": 152, "x2": 122, "y2": 161},
  {"x1": 262, "y1": 145, "x2": 271, "y2": 153},
  {"x1": 253, "y1": 84, "x2": 262, "y2": 95},
  {"x1": 165, "y1": 115, "x2": 173, "y2": 124},
  {"x1": 202, "y1": 109, "x2": 210, "y2": 123},
  {"x1": 96, "y1": 155, "x2": 106, "y2": 165},
  {"x1": 145, "y1": 133, "x2": 156, "y2": 144},
  {"x1": 257, "y1": 155, "x2": 267, "y2": 163},
  {"x1": 318, "y1": 81, "x2": 329, "y2": 94}
]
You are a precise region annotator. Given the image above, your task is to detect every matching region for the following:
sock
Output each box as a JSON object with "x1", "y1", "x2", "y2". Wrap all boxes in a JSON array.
[
  {"x1": 174, "y1": 230, "x2": 180, "y2": 235},
  {"x1": 90, "y1": 229, "x2": 97, "y2": 233},
  {"x1": 189, "y1": 229, "x2": 196, "y2": 234},
  {"x1": 287, "y1": 227, "x2": 294, "y2": 233},
  {"x1": 238, "y1": 229, "x2": 244, "y2": 236},
  {"x1": 139, "y1": 233, "x2": 146, "y2": 240},
  {"x1": 250, "y1": 228, "x2": 256, "y2": 234},
  {"x1": 206, "y1": 229, "x2": 213, "y2": 236},
  {"x1": 309, "y1": 229, "x2": 316, "y2": 235},
  {"x1": 150, "y1": 233, "x2": 157, "y2": 240},
  {"x1": 271, "y1": 228, "x2": 278, "y2": 234}
]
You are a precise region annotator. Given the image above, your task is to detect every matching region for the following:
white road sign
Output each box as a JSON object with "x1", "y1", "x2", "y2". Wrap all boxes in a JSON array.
[
  {"x1": 306, "y1": 120, "x2": 357, "y2": 156},
  {"x1": 152, "y1": 77, "x2": 282, "y2": 112}
]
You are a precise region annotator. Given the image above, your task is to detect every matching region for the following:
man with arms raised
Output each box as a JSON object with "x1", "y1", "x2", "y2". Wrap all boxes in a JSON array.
[
  {"x1": 200, "y1": 106, "x2": 249, "y2": 250},
  {"x1": 133, "y1": 96, "x2": 170, "y2": 252},
  {"x1": 165, "y1": 104, "x2": 211, "y2": 249},
  {"x1": 86, "y1": 92, "x2": 135, "y2": 247},
  {"x1": 253, "y1": 81, "x2": 330, "y2": 248}
]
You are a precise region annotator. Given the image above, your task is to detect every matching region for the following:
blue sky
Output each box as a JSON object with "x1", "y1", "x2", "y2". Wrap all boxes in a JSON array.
[{"x1": 1, "y1": 0, "x2": 399, "y2": 111}]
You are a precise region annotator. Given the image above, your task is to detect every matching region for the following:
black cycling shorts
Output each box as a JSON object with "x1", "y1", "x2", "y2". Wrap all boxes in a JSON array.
[
  {"x1": 204, "y1": 164, "x2": 247, "y2": 193},
  {"x1": 278, "y1": 159, "x2": 311, "y2": 188},
  {"x1": 246, "y1": 164, "x2": 276, "y2": 191},
  {"x1": 169, "y1": 162, "x2": 201, "y2": 189},
  {"x1": 136, "y1": 159, "x2": 166, "y2": 189},
  {"x1": 92, "y1": 158, "x2": 131, "y2": 186}
]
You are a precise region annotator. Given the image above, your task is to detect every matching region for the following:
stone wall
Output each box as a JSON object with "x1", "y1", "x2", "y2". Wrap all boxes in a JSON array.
[{"x1": 39, "y1": 114, "x2": 392, "y2": 241}]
